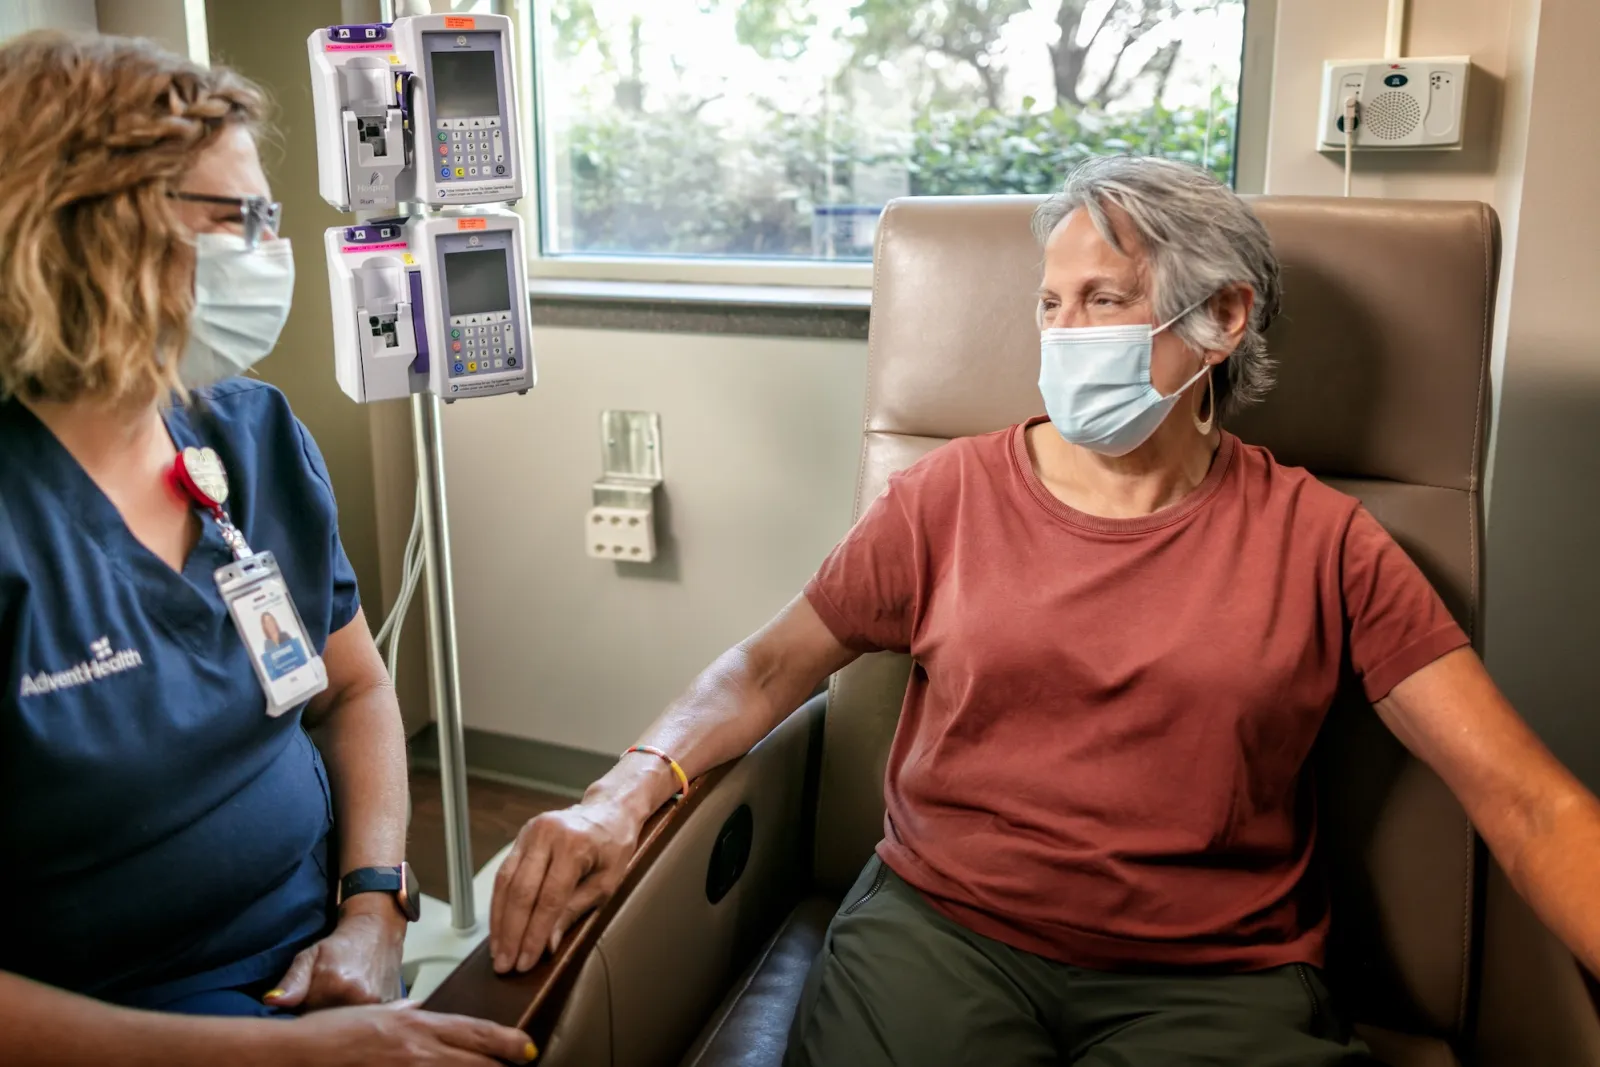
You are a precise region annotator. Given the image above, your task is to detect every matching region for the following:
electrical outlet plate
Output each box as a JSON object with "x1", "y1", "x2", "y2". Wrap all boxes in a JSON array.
[
  {"x1": 1317, "y1": 56, "x2": 1470, "y2": 151},
  {"x1": 586, "y1": 506, "x2": 656, "y2": 563}
]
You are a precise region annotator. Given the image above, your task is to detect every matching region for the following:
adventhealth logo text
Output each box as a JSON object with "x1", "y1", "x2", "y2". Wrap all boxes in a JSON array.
[{"x1": 18, "y1": 636, "x2": 144, "y2": 698}]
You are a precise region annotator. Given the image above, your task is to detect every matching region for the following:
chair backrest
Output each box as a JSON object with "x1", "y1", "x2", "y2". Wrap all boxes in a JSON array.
[{"x1": 812, "y1": 193, "x2": 1499, "y2": 1043}]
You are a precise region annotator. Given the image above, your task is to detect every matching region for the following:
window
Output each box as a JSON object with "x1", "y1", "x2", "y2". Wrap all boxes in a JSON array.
[{"x1": 533, "y1": 1, "x2": 1247, "y2": 264}]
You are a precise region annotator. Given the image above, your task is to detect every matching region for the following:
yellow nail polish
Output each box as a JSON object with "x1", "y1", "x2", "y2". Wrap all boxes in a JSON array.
[
  {"x1": 263, "y1": 988, "x2": 285, "y2": 1001},
  {"x1": 524, "y1": 1039, "x2": 539, "y2": 1061}
]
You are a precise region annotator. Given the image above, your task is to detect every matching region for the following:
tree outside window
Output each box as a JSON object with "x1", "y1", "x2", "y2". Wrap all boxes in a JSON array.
[{"x1": 538, "y1": 0, "x2": 1245, "y2": 260}]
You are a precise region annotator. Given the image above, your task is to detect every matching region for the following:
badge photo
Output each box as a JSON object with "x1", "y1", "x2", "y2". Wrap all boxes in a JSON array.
[{"x1": 216, "y1": 554, "x2": 328, "y2": 715}]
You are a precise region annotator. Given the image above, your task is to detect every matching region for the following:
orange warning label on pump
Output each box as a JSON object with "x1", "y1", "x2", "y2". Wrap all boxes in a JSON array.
[
  {"x1": 444, "y1": 16, "x2": 475, "y2": 29},
  {"x1": 457, "y1": 217, "x2": 488, "y2": 231}
]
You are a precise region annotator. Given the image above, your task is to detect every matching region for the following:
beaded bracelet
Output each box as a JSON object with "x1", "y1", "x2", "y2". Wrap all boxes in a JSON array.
[{"x1": 623, "y1": 745, "x2": 689, "y2": 800}]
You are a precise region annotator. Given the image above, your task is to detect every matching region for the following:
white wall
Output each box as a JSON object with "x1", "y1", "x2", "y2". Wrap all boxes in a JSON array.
[
  {"x1": 0, "y1": 1, "x2": 95, "y2": 38},
  {"x1": 433, "y1": 327, "x2": 867, "y2": 753}
]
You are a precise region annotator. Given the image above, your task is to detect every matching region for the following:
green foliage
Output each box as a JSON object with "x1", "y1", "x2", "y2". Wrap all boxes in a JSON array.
[
  {"x1": 846, "y1": 0, "x2": 1031, "y2": 109},
  {"x1": 555, "y1": 92, "x2": 1234, "y2": 258},
  {"x1": 906, "y1": 93, "x2": 1235, "y2": 196},
  {"x1": 559, "y1": 104, "x2": 855, "y2": 257},
  {"x1": 711, "y1": 0, "x2": 820, "y2": 60}
]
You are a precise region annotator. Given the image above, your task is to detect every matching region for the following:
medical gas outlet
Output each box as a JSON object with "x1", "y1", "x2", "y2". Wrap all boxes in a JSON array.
[{"x1": 587, "y1": 412, "x2": 663, "y2": 565}]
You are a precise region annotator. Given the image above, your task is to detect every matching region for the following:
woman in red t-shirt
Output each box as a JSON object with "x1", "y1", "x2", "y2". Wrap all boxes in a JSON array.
[{"x1": 492, "y1": 156, "x2": 1600, "y2": 1067}]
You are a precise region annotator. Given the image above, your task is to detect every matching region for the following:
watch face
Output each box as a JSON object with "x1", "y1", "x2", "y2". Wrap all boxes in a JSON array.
[{"x1": 398, "y1": 861, "x2": 422, "y2": 922}]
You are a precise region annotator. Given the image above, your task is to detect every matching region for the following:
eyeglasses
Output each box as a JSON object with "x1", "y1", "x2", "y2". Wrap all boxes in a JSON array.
[{"x1": 168, "y1": 192, "x2": 284, "y2": 249}]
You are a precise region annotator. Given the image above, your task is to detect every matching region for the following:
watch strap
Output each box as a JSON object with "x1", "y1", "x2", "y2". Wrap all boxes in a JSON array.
[
  {"x1": 338, "y1": 863, "x2": 420, "y2": 921},
  {"x1": 339, "y1": 865, "x2": 402, "y2": 901}
]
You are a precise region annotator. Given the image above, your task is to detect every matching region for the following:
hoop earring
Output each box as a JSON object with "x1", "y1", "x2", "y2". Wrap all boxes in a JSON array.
[{"x1": 1193, "y1": 365, "x2": 1216, "y2": 436}]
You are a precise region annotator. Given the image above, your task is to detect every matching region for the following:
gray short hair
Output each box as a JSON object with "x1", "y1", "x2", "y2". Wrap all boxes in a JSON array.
[{"x1": 1031, "y1": 156, "x2": 1283, "y2": 417}]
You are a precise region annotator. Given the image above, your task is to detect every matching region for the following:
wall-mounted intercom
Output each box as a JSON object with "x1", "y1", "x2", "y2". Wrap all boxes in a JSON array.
[{"x1": 1318, "y1": 57, "x2": 1470, "y2": 150}]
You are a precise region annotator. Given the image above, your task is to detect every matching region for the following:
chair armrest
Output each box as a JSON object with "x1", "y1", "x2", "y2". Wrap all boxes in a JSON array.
[
  {"x1": 424, "y1": 694, "x2": 825, "y2": 1066},
  {"x1": 422, "y1": 761, "x2": 731, "y2": 1037}
]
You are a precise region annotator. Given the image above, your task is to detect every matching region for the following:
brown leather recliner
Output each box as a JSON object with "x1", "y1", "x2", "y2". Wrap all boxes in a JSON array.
[{"x1": 428, "y1": 195, "x2": 1600, "y2": 1067}]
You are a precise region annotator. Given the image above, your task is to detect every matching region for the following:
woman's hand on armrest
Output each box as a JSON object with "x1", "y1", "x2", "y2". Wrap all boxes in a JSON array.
[{"x1": 489, "y1": 594, "x2": 857, "y2": 974}]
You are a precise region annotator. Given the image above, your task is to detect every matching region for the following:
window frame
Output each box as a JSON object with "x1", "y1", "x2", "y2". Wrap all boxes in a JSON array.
[{"x1": 507, "y1": 0, "x2": 1274, "y2": 291}]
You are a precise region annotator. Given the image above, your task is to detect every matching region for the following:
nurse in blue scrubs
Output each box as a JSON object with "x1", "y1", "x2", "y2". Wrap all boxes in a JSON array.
[{"x1": 0, "y1": 32, "x2": 531, "y2": 1067}]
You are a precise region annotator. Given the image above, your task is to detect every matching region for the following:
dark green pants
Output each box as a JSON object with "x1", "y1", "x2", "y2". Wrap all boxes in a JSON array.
[{"x1": 786, "y1": 856, "x2": 1379, "y2": 1067}]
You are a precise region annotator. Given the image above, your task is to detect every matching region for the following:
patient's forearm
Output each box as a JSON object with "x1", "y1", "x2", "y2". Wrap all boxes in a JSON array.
[
  {"x1": 588, "y1": 642, "x2": 804, "y2": 822},
  {"x1": 587, "y1": 595, "x2": 854, "y2": 824},
  {"x1": 1491, "y1": 786, "x2": 1600, "y2": 980},
  {"x1": 0, "y1": 971, "x2": 281, "y2": 1067}
]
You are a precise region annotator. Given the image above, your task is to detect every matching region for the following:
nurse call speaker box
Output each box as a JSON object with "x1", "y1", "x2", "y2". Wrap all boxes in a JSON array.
[{"x1": 1317, "y1": 57, "x2": 1470, "y2": 151}]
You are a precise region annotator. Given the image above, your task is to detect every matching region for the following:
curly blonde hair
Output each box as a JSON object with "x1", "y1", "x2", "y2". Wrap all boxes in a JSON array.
[{"x1": 0, "y1": 32, "x2": 266, "y2": 405}]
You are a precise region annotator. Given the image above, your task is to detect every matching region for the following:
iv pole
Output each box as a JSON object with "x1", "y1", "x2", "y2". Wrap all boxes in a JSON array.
[
  {"x1": 378, "y1": 0, "x2": 477, "y2": 934},
  {"x1": 412, "y1": 394, "x2": 475, "y2": 932}
]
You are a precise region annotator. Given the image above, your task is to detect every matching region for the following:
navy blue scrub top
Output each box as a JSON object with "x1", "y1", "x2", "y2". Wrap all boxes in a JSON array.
[{"x1": 0, "y1": 379, "x2": 361, "y2": 1008}]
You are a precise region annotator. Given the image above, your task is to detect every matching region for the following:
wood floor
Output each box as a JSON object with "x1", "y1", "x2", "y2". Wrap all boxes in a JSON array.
[{"x1": 408, "y1": 768, "x2": 572, "y2": 900}]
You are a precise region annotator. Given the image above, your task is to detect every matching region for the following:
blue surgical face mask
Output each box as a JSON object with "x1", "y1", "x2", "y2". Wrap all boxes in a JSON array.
[
  {"x1": 180, "y1": 233, "x2": 295, "y2": 388},
  {"x1": 1038, "y1": 298, "x2": 1211, "y2": 457}
]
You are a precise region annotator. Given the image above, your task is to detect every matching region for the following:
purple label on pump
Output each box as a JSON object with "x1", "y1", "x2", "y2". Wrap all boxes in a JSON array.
[
  {"x1": 343, "y1": 217, "x2": 411, "y2": 246},
  {"x1": 326, "y1": 23, "x2": 390, "y2": 42},
  {"x1": 408, "y1": 269, "x2": 430, "y2": 375}
]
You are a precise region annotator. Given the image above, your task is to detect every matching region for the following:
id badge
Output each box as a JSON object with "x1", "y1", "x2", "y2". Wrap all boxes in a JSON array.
[{"x1": 215, "y1": 552, "x2": 328, "y2": 716}]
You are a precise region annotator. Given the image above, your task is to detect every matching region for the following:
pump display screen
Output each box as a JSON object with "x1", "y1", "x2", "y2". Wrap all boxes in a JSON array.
[
  {"x1": 443, "y1": 248, "x2": 511, "y2": 317},
  {"x1": 431, "y1": 50, "x2": 499, "y2": 119}
]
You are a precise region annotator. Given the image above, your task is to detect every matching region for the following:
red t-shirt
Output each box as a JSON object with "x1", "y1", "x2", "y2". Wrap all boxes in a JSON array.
[{"x1": 804, "y1": 419, "x2": 1469, "y2": 972}]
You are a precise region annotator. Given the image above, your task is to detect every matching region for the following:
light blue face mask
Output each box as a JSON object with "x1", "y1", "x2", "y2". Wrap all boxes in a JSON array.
[
  {"x1": 180, "y1": 233, "x2": 295, "y2": 388},
  {"x1": 1038, "y1": 298, "x2": 1211, "y2": 457}
]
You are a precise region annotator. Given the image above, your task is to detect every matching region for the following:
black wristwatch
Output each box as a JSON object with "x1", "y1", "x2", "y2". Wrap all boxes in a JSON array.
[{"x1": 337, "y1": 863, "x2": 421, "y2": 922}]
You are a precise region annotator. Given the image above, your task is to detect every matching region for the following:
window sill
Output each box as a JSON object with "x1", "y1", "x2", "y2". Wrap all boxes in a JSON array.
[{"x1": 525, "y1": 278, "x2": 871, "y2": 340}]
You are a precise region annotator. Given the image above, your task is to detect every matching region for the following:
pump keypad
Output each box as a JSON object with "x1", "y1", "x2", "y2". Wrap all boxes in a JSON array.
[
  {"x1": 434, "y1": 118, "x2": 508, "y2": 181},
  {"x1": 449, "y1": 311, "x2": 517, "y2": 376}
]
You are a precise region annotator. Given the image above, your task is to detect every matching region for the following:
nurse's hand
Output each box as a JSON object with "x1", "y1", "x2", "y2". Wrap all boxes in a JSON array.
[
  {"x1": 289, "y1": 1001, "x2": 538, "y2": 1065},
  {"x1": 266, "y1": 897, "x2": 407, "y2": 1010}
]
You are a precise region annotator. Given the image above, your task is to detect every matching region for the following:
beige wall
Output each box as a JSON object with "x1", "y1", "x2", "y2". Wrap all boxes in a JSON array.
[
  {"x1": 96, "y1": 0, "x2": 207, "y2": 61},
  {"x1": 421, "y1": 328, "x2": 866, "y2": 754}
]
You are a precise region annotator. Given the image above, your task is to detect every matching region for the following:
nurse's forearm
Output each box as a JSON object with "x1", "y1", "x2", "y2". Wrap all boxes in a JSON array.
[
  {"x1": 307, "y1": 614, "x2": 410, "y2": 890},
  {"x1": 0, "y1": 971, "x2": 285, "y2": 1067},
  {"x1": 318, "y1": 678, "x2": 409, "y2": 884}
]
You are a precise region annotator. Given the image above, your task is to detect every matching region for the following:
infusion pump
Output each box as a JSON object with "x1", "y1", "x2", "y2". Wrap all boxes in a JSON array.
[
  {"x1": 309, "y1": 12, "x2": 525, "y2": 212},
  {"x1": 326, "y1": 212, "x2": 533, "y2": 403}
]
